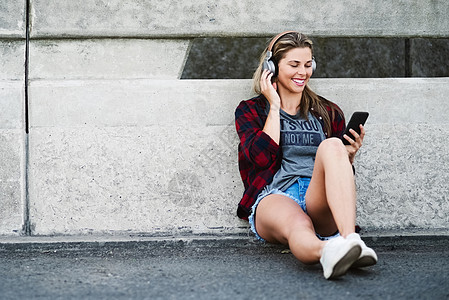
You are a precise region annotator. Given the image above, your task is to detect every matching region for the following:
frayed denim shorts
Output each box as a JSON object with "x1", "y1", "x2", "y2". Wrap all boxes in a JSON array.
[{"x1": 249, "y1": 177, "x2": 339, "y2": 242}]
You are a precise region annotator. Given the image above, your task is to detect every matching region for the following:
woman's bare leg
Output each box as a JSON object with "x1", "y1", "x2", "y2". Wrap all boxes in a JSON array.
[
  {"x1": 305, "y1": 137, "x2": 357, "y2": 237},
  {"x1": 255, "y1": 194, "x2": 325, "y2": 264}
]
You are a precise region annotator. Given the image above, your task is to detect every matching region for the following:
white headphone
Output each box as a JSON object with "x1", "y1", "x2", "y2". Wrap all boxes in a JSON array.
[{"x1": 262, "y1": 31, "x2": 316, "y2": 76}]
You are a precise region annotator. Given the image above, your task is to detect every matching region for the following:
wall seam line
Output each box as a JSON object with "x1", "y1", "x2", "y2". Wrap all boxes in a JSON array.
[{"x1": 22, "y1": 0, "x2": 31, "y2": 236}]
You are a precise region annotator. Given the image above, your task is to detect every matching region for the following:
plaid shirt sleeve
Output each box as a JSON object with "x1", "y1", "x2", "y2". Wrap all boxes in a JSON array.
[
  {"x1": 327, "y1": 103, "x2": 346, "y2": 138},
  {"x1": 235, "y1": 96, "x2": 282, "y2": 219},
  {"x1": 235, "y1": 98, "x2": 280, "y2": 169}
]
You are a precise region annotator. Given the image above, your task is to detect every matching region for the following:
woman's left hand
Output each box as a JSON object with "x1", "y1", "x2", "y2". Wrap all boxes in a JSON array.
[{"x1": 344, "y1": 125, "x2": 365, "y2": 164}]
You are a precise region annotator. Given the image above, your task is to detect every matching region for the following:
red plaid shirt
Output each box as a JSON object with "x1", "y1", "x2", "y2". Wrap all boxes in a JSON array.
[{"x1": 235, "y1": 94, "x2": 346, "y2": 220}]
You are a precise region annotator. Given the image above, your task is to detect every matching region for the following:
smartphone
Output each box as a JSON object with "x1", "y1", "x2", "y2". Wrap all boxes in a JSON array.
[{"x1": 342, "y1": 111, "x2": 369, "y2": 145}]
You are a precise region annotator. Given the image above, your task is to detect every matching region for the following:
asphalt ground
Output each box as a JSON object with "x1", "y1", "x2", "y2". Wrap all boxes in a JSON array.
[{"x1": 0, "y1": 235, "x2": 448, "y2": 300}]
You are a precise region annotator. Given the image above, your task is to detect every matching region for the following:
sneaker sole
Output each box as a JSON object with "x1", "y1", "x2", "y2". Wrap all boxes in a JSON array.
[
  {"x1": 351, "y1": 255, "x2": 377, "y2": 268},
  {"x1": 327, "y1": 245, "x2": 361, "y2": 279}
]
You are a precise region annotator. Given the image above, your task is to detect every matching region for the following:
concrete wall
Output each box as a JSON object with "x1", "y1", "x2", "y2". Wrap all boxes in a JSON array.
[
  {"x1": 0, "y1": 1, "x2": 26, "y2": 235},
  {"x1": 182, "y1": 37, "x2": 449, "y2": 79},
  {"x1": 29, "y1": 0, "x2": 448, "y2": 38},
  {"x1": 1, "y1": 0, "x2": 448, "y2": 236}
]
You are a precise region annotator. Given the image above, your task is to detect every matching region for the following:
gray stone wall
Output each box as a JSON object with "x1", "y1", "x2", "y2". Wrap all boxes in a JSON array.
[
  {"x1": 28, "y1": 0, "x2": 449, "y2": 38},
  {"x1": 1, "y1": 0, "x2": 448, "y2": 236},
  {"x1": 181, "y1": 37, "x2": 449, "y2": 79},
  {"x1": 0, "y1": 1, "x2": 26, "y2": 235}
]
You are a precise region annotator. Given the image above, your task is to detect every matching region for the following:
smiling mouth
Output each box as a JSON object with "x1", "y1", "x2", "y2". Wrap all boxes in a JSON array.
[{"x1": 292, "y1": 79, "x2": 305, "y2": 86}]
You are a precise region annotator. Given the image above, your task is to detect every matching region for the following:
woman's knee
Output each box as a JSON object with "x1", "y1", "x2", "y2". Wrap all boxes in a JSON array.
[{"x1": 317, "y1": 137, "x2": 347, "y2": 158}]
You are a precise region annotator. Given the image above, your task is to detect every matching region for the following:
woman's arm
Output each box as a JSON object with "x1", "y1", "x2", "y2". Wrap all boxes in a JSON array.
[
  {"x1": 235, "y1": 99, "x2": 280, "y2": 169},
  {"x1": 235, "y1": 70, "x2": 283, "y2": 169},
  {"x1": 260, "y1": 70, "x2": 281, "y2": 145},
  {"x1": 326, "y1": 102, "x2": 364, "y2": 164}
]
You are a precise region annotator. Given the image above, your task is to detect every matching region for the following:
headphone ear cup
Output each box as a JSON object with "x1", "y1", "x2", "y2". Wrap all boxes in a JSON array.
[
  {"x1": 312, "y1": 57, "x2": 317, "y2": 73},
  {"x1": 268, "y1": 59, "x2": 277, "y2": 76},
  {"x1": 262, "y1": 59, "x2": 270, "y2": 73},
  {"x1": 263, "y1": 59, "x2": 276, "y2": 76}
]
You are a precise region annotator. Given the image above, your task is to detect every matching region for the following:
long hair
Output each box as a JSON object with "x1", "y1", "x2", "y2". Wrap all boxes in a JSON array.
[{"x1": 252, "y1": 32, "x2": 340, "y2": 136}]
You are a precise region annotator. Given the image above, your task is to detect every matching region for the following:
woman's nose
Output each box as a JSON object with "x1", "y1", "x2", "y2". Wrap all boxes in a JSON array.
[{"x1": 297, "y1": 65, "x2": 306, "y2": 75}]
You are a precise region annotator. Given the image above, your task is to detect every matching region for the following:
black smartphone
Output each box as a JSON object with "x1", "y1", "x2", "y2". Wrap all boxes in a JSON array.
[{"x1": 342, "y1": 111, "x2": 369, "y2": 145}]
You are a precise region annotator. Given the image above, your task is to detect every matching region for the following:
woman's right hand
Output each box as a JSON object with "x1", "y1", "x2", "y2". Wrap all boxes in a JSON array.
[
  {"x1": 261, "y1": 69, "x2": 281, "y2": 145},
  {"x1": 260, "y1": 69, "x2": 281, "y2": 111}
]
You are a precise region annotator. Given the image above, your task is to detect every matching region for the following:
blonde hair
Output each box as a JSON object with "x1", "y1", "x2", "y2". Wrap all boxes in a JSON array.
[{"x1": 252, "y1": 32, "x2": 340, "y2": 136}]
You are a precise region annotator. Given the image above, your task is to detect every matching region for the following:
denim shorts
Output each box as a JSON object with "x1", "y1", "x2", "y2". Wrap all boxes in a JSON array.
[{"x1": 249, "y1": 177, "x2": 340, "y2": 242}]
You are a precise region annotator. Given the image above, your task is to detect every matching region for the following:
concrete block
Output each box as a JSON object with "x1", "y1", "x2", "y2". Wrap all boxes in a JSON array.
[
  {"x1": 30, "y1": 0, "x2": 449, "y2": 38},
  {"x1": 0, "y1": 131, "x2": 25, "y2": 235},
  {"x1": 182, "y1": 37, "x2": 268, "y2": 79},
  {"x1": 356, "y1": 124, "x2": 449, "y2": 230},
  {"x1": 0, "y1": 81, "x2": 25, "y2": 129},
  {"x1": 309, "y1": 78, "x2": 449, "y2": 125},
  {"x1": 28, "y1": 125, "x2": 246, "y2": 235},
  {"x1": 28, "y1": 80, "x2": 252, "y2": 127},
  {"x1": 29, "y1": 39, "x2": 191, "y2": 80},
  {"x1": 0, "y1": 41, "x2": 26, "y2": 81},
  {"x1": 28, "y1": 78, "x2": 449, "y2": 235},
  {"x1": 28, "y1": 80, "x2": 252, "y2": 235},
  {"x1": 182, "y1": 37, "x2": 408, "y2": 79},
  {"x1": 411, "y1": 38, "x2": 449, "y2": 77},
  {"x1": 310, "y1": 78, "x2": 449, "y2": 230},
  {"x1": 0, "y1": 81, "x2": 25, "y2": 235},
  {"x1": 312, "y1": 38, "x2": 406, "y2": 78},
  {"x1": 0, "y1": 0, "x2": 26, "y2": 38}
]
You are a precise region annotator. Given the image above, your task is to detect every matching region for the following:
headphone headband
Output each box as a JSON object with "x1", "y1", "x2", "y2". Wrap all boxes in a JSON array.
[
  {"x1": 263, "y1": 31, "x2": 316, "y2": 76},
  {"x1": 267, "y1": 31, "x2": 298, "y2": 52}
]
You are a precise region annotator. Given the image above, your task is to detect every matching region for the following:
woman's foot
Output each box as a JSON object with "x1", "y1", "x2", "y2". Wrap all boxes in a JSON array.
[
  {"x1": 347, "y1": 233, "x2": 378, "y2": 268},
  {"x1": 320, "y1": 236, "x2": 361, "y2": 279}
]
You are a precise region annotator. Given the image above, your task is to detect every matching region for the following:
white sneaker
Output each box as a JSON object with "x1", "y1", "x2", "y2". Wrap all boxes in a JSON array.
[
  {"x1": 320, "y1": 236, "x2": 361, "y2": 279},
  {"x1": 347, "y1": 233, "x2": 378, "y2": 268}
]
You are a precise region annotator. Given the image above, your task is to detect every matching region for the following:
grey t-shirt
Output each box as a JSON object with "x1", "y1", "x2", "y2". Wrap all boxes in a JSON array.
[{"x1": 266, "y1": 109, "x2": 326, "y2": 192}]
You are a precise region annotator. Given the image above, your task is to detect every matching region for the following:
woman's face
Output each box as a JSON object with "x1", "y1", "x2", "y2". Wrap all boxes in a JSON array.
[{"x1": 276, "y1": 47, "x2": 314, "y2": 96}]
